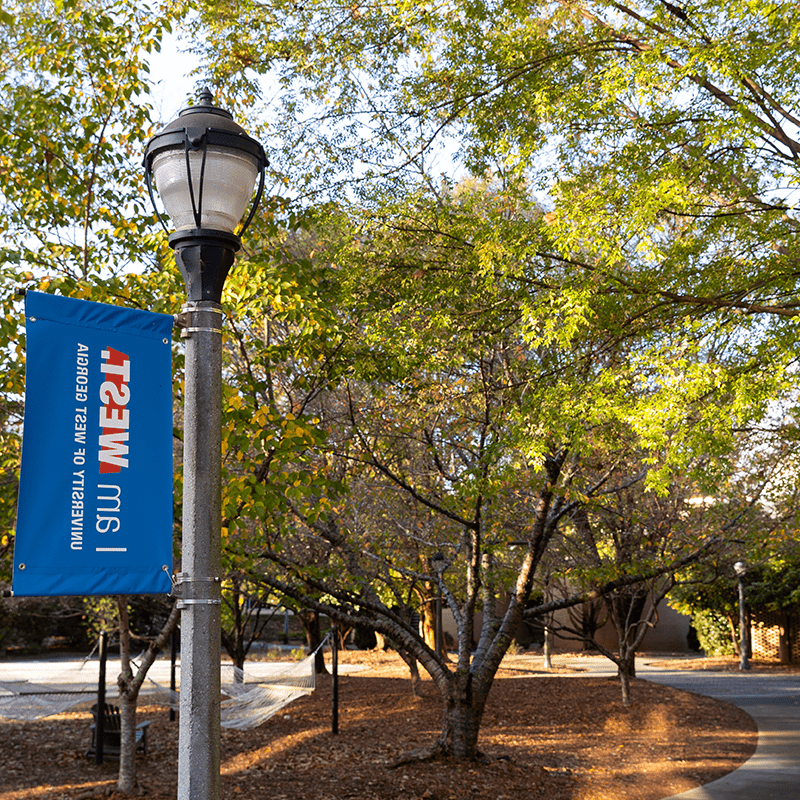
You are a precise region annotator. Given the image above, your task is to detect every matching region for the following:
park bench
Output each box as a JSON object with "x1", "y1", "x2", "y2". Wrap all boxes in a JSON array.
[{"x1": 86, "y1": 702, "x2": 151, "y2": 759}]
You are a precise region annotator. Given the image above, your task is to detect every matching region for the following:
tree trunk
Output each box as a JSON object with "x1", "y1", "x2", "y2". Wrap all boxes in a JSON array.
[
  {"x1": 397, "y1": 648, "x2": 423, "y2": 696},
  {"x1": 421, "y1": 597, "x2": 436, "y2": 651},
  {"x1": 117, "y1": 690, "x2": 139, "y2": 793},
  {"x1": 446, "y1": 685, "x2": 487, "y2": 760},
  {"x1": 728, "y1": 614, "x2": 741, "y2": 655},
  {"x1": 116, "y1": 597, "x2": 181, "y2": 794},
  {"x1": 116, "y1": 598, "x2": 138, "y2": 794},
  {"x1": 617, "y1": 650, "x2": 636, "y2": 707},
  {"x1": 619, "y1": 665, "x2": 632, "y2": 707},
  {"x1": 542, "y1": 625, "x2": 552, "y2": 670}
]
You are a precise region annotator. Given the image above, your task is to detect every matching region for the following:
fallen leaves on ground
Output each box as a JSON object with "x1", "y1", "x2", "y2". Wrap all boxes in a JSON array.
[{"x1": 0, "y1": 651, "x2": 758, "y2": 800}]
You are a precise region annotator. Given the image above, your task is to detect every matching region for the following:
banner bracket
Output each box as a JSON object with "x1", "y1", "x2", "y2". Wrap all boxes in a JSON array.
[
  {"x1": 164, "y1": 565, "x2": 180, "y2": 596},
  {"x1": 174, "y1": 305, "x2": 224, "y2": 339},
  {"x1": 174, "y1": 572, "x2": 220, "y2": 584},
  {"x1": 172, "y1": 571, "x2": 221, "y2": 597},
  {"x1": 177, "y1": 598, "x2": 222, "y2": 608}
]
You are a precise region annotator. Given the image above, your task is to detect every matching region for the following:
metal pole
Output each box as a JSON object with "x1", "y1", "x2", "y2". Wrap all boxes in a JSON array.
[
  {"x1": 331, "y1": 623, "x2": 339, "y2": 735},
  {"x1": 170, "y1": 625, "x2": 178, "y2": 722},
  {"x1": 738, "y1": 574, "x2": 750, "y2": 671},
  {"x1": 435, "y1": 585, "x2": 442, "y2": 658},
  {"x1": 543, "y1": 578, "x2": 552, "y2": 670},
  {"x1": 95, "y1": 630, "x2": 107, "y2": 765},
  {"x1": 177, "y1": 302, "x2": 223, "y2": 800}
]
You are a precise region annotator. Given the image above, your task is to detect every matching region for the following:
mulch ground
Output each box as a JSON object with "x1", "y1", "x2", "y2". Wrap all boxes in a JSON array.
[{"x1": 0, "y1": 650, "x2": 760, "y2": 800}]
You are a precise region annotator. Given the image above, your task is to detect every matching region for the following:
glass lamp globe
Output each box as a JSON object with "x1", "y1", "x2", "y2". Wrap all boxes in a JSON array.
[{"x1": 144, "y1": 88, "x2": 266, "y2": 237}]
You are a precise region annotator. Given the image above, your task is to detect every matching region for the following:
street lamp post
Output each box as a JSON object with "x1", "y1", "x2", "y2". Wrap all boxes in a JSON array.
[
  {"x1": 734, "y1": 561, "x2": 750, "y2": 672},
  {"x1": 144, "y1": 89, "x2": 267, "y2": 800}
]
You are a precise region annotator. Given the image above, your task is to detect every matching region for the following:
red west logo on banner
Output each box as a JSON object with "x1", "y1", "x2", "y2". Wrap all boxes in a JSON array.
[{"x1": 99, "y1": 347, "x2": 131, "y2": 474}]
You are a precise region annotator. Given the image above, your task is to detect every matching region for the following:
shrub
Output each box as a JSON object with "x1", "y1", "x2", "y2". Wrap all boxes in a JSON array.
[{"x1": 692, "y1": 608, "x2": 736, "y2": 656}]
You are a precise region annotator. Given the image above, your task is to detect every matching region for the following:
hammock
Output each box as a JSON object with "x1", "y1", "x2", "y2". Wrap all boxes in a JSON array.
[
  {"x1": 220, "y1": 652, "x2": 317, "y2": 730},
  {"x1": 0, "y1": 663, "x2": 178, "y2": 722},
  {"x1": 0, "y1": 647, "x2": 320, "y2": 730},
  {"x1": 0, "y1": 679, "x2": 97, "y2": 720}
]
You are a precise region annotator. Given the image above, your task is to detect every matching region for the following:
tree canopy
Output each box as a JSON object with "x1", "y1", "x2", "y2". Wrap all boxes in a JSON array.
[{"x1": 193, "y1": 0, "x2": 800, "y2": 366}]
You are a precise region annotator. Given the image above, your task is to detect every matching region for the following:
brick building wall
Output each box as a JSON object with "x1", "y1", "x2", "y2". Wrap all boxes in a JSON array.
[{"x1": 750, "y1": 611, "x2": 800, "y2": 663}]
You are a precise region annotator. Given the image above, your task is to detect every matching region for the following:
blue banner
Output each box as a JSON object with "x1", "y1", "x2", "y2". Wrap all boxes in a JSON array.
[{"x1": 13, "y1": 292, "x2": 174, "y2": 596}]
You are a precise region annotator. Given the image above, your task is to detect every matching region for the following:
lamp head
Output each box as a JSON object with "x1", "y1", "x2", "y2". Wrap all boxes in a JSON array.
[
  {"x1": 143, "y1": 89, "x2": 268, "y2": 302},
  {"x1": 144, "y1": 88, "x2": 267, "y2": 236}
]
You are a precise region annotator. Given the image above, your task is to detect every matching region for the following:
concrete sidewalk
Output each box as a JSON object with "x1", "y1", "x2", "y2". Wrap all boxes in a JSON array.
[
  {"x1": 639, "y1": 660, "x2": 800, "y2": 799},
  {"x1": 554, "y1": 655, "x2": 800, "y2": 799}
]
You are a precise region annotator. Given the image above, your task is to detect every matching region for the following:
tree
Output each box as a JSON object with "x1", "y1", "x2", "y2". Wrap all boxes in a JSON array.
[
  {"x1": 0, "y1": 0, "x2": 171, "y2": 280},
  {"x1": 4, "y1": 0, "x2": 795, "y2": 777},
  {"x1": 218, "y1": 178, "x2": 770, "y2": 759},
  {"x1": 0, "y1": 0, "x2": 183, "y2": 567},
  {"x1": 114, "y1": 597, "x2": 180, "y2": 794},
  {"x1": 670, "y1": 415, "x2": 800, "y2": 659},
  {"x1": 550, "y1": 459, "x2": 746, "y2": 703},
  {"x1": 219, "y1": 573, "x2": 282, "y2": 671},
  {"x1": 210, "y1": 198, "x2": 351, "y2": 674},
  {"x1": 192, "y1": 1, "x2": 800, "y2": 599}
]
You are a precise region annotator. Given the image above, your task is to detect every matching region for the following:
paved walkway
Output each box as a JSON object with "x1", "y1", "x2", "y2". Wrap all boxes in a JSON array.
[{"x1": 556, "y1": 655, "x2": 800, "y2": 799}]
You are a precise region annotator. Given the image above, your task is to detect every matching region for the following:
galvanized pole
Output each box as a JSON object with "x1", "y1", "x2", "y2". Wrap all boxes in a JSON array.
[
  {"x1": 435, "y1": 585, "x2": 442, "y2": 658},
  {"x1": 177, "y1": 301, "x2": 224, "y2": 800},
  {"x1": 734, "y1": 561, "x2": 750, "y2": 672},
  {"x1": 144, "y1": 89, "x2": 267, "y2": 800}
]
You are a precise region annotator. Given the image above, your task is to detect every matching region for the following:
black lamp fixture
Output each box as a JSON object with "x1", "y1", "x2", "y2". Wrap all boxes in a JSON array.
[{"x1": 143, "y1": 88, "x2": 268, "y2": 302}]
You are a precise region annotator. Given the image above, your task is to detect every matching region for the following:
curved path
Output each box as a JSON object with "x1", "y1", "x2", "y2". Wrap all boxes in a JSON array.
[{"x1": 555, "y1": 655, "x2": 800, "y2": 799}]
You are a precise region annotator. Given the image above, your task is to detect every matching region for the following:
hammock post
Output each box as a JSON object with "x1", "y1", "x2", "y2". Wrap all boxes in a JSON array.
[
  {"x1": 331, "y1": 625, "x2": 339, "y2": 735},
  {"x1": 95, "y1": 630, "x2": 107, "y2": 764}
]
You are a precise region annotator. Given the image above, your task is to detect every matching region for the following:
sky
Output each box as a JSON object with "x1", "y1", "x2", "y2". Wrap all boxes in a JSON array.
[{"x1": 146, "y1": 31, "x2": 199, "y2": 124}]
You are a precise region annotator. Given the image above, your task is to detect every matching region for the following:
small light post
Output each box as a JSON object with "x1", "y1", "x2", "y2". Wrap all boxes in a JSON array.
[
  {"x1": 734, "y1": 561, "x2": 750, "y2": 672},
  {"x1": 431, "y1": 552, "x2": 445, "y2": 657},
  {"x1": 144, "y1": 89, "x2": 266, "y2": 800}
]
